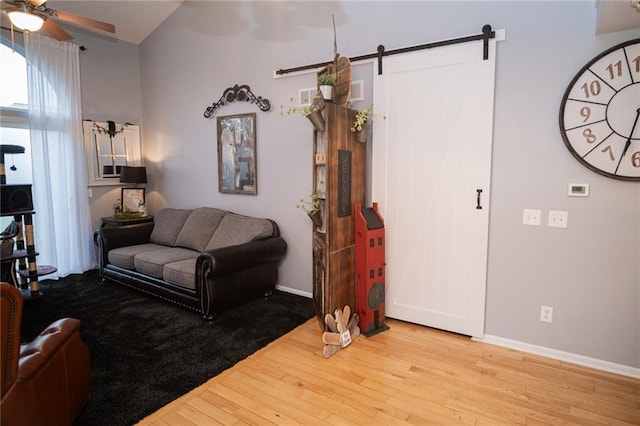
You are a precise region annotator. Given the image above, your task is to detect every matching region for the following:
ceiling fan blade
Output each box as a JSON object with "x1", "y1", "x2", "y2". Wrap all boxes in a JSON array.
[
  {"x1": 53, "y1": 9, "x2": 115, "y2": 34},
  {"x1": 42, "y1": 17, "x2": 72, "y2": 41}
]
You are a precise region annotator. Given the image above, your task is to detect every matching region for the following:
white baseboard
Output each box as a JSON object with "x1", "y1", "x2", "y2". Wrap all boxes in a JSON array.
[
  {"x1": 275, "y1": 284, "x2": 312, "y2": 299},
  {"x1": 476, "y1": 334, "x2": 640, "y2": 379}
]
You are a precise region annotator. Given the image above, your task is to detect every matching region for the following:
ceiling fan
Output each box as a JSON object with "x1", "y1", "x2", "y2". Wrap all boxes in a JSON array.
[{"x1": 1, "y1": 0, "x2": 115, "y2": 41}]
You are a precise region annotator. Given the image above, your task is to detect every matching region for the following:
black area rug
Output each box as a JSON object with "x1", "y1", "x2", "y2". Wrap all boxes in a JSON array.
[{"x1": 20, "y1": 270, "x2": 314, "y2": 426}]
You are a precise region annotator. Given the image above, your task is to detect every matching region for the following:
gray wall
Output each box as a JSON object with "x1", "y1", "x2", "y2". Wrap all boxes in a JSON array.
[
  {"x1": 77, "y1": 1, "x2": 638, "y2": 369},
  {"x1": 76, "y1": 34, "x2": 143, "y2": 230}
]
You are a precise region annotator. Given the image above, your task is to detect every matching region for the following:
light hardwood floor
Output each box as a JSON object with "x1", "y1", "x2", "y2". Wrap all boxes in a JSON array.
[{"x1": 139, "y1": 318, "x2": 640, "y2": 425}]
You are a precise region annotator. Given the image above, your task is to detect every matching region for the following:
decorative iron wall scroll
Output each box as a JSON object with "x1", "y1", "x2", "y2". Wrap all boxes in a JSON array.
[{"x1": 204, "y1": 84, "x2": 271, "y2": 118}]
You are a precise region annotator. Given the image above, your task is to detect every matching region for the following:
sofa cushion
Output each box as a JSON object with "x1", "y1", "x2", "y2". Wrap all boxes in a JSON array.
[
  {"x1": 149, "y1": 208, "x2": 193, "y2": 246},
  {"x1": 163, "y1": 258, "x2": 198, "y2": 290},
  {"x1": 174, "y1": 207, "x2": 226, "y2": 252},
  {"x1": 206, "y1": 213, "x2": 274, "y2": 251},
  {"x1": 108, "y1": 243, "x2": 165, "y2": 270},
  {"x1": 134, "y1": 247, "x2": 199, "y2": 279}
]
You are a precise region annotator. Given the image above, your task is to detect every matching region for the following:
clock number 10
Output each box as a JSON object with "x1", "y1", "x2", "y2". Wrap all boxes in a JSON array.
[{"x1": 580, "y1": 81, "x2": 601, "y2": 98}]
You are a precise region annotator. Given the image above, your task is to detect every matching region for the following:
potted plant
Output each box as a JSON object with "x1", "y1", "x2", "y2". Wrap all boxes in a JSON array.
[
  {"x1": 317, "y1": 72, "x2": 336, "y2": 101},
  {"x1": 282, "y1": 93, "x2": 325, "y2": 131},
  {"x1": 296, "y1": 192, "x2": 322, "y2": 228},
  {"x1": 351, "y1": 106, "x2": 373, "y2": 143}
]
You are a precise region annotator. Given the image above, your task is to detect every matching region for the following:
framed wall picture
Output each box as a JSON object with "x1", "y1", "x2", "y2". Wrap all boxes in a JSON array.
[
  {"x1": 217, "y1": 113, "x2": 257, "y2": 195},
  {"x1": 121, "y1": 188, "x2": 145, "y2": 213}
]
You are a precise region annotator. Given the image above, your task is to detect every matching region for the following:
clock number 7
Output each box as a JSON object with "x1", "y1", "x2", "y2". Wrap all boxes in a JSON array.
[{"x1": 602, "y1": 145, "x2": 615, "y2": 162}]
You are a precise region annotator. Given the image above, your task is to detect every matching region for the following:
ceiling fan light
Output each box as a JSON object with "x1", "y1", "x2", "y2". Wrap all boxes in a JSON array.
[
  {"x1": 8, "y1": 10, "x2": 44, "y2": 32},
  {"x1": 632, "y1": 0, "x2": 640, "y2": 13}
]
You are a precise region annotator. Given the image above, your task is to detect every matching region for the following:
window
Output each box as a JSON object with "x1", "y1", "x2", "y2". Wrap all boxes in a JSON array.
[
  {"x1": 83, "y1": 121, "x2": 141, "y2": 186},
  {"x1": 0, "y1": 42, "x2": 32, "y2": 229}
]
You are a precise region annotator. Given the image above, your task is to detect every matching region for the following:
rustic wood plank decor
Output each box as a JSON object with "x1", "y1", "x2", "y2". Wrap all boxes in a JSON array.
[
  {"x1": 138, "y1": 318, "x2": 640, "y2": 425},
  {"x1": 311, "y1": 103, "x2": 366, "y2": 330}
]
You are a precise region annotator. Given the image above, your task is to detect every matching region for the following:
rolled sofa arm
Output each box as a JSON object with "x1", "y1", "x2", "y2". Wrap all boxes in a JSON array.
[
  {"x1": 196, "y1": 236, "x2": 288, "y2": 319},
  {"x1": 197, "y1": 236, "x2": 288, "y2": 277},
  {"x1": 12, "y1": 318, "x2": 91, "y2": 426},
  {"x1": 19, "y1": 318, "x2": 82, "y2": 379},
  {"x1": 95, "y1": 222, "x2": 154, "y2": 272}
]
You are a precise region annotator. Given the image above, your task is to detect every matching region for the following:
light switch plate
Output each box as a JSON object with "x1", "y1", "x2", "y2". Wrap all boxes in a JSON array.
[
  {"x1": 523, "y1": 209, "x2": 541, "y2": 226},
  {"x1": 548, "y1": 210, "x2": 568, "y2": 228}
]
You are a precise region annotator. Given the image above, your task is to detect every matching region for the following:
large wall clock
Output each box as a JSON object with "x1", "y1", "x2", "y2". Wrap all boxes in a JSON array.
[{"x1": 559, "y1": 39, "x2": 640, "y2": 181}]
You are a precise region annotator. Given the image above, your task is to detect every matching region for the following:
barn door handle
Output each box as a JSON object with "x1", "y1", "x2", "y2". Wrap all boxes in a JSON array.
[{"x1": 476, "y1": 189, "x2": 483, "y2": 210}]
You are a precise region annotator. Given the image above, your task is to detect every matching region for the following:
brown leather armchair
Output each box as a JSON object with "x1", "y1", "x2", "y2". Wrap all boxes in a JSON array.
[{"x1": 1, "y1": 283, "x2": 91, "y2": 425}]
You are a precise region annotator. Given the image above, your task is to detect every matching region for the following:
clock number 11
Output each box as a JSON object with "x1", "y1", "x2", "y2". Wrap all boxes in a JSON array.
[{"x1": 605, "y1": 60, "x2": 622, "y2": 80}]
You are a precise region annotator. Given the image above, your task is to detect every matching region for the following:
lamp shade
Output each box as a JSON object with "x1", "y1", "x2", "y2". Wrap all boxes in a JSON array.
[
  {"x1": 119, "y1": 166, "x2": 147, "y2": 184},
  {"x1": 8, "y1": 10, "x2": 44, "y2": 32}
]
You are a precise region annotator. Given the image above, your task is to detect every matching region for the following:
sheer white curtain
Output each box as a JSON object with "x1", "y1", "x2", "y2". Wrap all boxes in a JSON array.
[{"x1": 25, "y1": 34, "x2": 95, "y2": 278}]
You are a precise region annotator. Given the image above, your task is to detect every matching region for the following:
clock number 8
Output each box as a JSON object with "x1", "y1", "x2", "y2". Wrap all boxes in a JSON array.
[
  {"x1": 580, "y1": 81, "x2": 601, "y2": 98},
  {"x1": 582, "y1": 128, "x2": 597, "y2": 144}
]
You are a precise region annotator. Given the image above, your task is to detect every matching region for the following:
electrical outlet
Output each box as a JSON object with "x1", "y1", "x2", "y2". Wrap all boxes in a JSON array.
[
  {"x1": 548, "y1": 210, "x2": 568, "y2": 228},
  {"x1": 523, "y1": 209, "x2": 541, "y2": 226},
  {"x1": 540, "y1": 305, "x2": 553, "y2": 323}
]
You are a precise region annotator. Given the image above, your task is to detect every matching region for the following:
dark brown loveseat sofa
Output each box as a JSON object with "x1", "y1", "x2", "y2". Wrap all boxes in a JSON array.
[{"x1": 94, "y1": 207, "x2": 287, "y2": 320}]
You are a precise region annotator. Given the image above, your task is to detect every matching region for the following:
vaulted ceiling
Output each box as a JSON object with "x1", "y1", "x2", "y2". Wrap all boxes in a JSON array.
[
  {"x1": 14, "y1": 1, "x2": 640, "y2": 45},
  {"x1": 46, "y1": 0, "x2": 183, "y2": 45}
]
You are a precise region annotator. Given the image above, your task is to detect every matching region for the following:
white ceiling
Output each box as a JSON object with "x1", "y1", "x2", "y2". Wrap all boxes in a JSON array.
[
  {"x1": 21, "y1": 0, "x2": 640, "y2": 45},
  {"x1": 46, "y1": 0, "x2": 184, "y2": 45}
]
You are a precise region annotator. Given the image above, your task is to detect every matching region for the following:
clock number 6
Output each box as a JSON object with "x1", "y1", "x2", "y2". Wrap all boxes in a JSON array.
[{"x1": 632, "y1": 152, "x2": 640, "y2": 168}]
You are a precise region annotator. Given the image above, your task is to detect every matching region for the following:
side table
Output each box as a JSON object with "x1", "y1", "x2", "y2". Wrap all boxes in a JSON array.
[{"x1": 101, "y1": 215, "x2": 154, "y2": 227}]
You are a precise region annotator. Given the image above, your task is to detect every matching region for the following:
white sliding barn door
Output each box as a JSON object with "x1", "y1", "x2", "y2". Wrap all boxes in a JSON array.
[{"x1": 372, "y1": 40, "x2": 497, "y2": 338}]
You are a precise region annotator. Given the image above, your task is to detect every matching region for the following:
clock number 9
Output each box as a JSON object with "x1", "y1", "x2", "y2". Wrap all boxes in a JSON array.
[
  {"x1": 632, "y1": 152, "x2": 640, "y2": 168},
  {"x1": 582, "y1": 128, "x2": 597, "y2": 144},
  {"x1": 580, "y1": 106, "x2": 591, "y2": 122},
  {"x1": 580, "y1": 81, "x2": 601, "y2": 98}
]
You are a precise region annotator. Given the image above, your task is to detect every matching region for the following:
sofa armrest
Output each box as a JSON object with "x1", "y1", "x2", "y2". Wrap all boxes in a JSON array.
[
  {"x1": 197, "y1": 236, "x2": 287, "y2": 277},
  {"x1": 94, "y1": 223, "x2": 154, "y2": 271},
  {"x1": 18, "y1": 318, "x2": 82, "y2": 380}
]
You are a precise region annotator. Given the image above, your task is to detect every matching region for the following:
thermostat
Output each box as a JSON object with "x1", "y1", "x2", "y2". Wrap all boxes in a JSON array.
[{"x1": 568, "y1": 183, "x2": 589, "y2": 197}]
